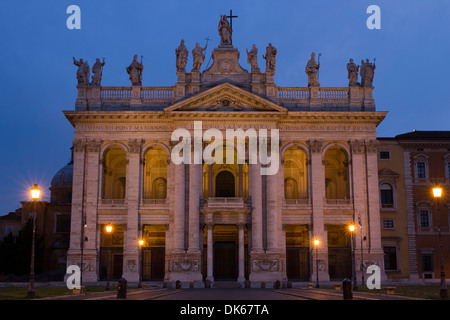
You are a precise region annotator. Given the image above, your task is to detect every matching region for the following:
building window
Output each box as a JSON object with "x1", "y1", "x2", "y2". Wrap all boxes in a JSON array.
[
  {"x1": 380, "y1": 183, "x2": 394, "y2": 208},
  {"x1": 383, "y1": 219, "x2": 394, "y2": 229},
  {"x1": 416, "y1": 162, "x2": 426, "y2": 178},
  {"x1": 379, "y1": 151, "x2": 390, "y2": 160},
  {"x1": 383, "y1": 246, "x2": 398, "y2": 270},
  {"x1": 419, "y1": 210, "x2": 430, "y2": 227},
  {"x1": 421, "y1": 254, "x2": 433, "y2": 272},
  {"x1": 55, "y1": 214, "x2": 71, "y2": 233}
]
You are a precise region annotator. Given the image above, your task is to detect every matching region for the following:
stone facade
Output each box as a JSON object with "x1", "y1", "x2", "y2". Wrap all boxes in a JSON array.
[{"x1": 65, "y1": 24, "x2": 387, "y2": 287}]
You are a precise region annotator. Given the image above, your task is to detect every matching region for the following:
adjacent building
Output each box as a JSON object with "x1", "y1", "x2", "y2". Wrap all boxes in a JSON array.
[{"x1": 378, "y1": 131, "x2": 450, "y2": 283}]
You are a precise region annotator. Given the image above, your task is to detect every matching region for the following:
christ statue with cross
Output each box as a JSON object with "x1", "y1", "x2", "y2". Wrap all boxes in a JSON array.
[{"x1": 218, "y1": 11, "x2": 237, "y2": 45}]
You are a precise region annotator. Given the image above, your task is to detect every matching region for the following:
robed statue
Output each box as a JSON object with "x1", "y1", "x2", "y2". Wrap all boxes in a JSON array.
[
  {"x1": 175, "y1": 40, "x2": 189, "y2": 72},
  {"x1": 91, "y1": 58, "x2": 105, "y2": 86},
  {"x1": 126, "y1": 54, "x2": 143, "y2": 86},
  {"x1": 218, "y1": 15, "x2": 232, "y2": 45},
  {"x1": 305, "y1": 52, "x2": 320, "y2": 87},
  {"x1": 73, "y1": 57, "x2": 90, "y2": 86},
  {"x1": 246, "y1": 44, "x2": 260, "y2": 72},
  {"x1": 347, "y1": 58, "x2": 359, "y2": 87},
  {"x1": 360, "y1": 58, "x2": 376, "y2": 87}
]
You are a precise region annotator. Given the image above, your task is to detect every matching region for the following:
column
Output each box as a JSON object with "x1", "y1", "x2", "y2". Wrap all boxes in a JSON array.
[
  {"x1": 208, "y1": 164, "x2": 213, "y2": 197},
  {"x1": 365, "y1": 140, "x2": 387, "y2": 281},
  {"x1": 67, "y1": 139, "x2": 86, "y2": 274},
  {"x1": 249, "y1": 162, "x2": 263, "y2": 252},
  {"x1": 238, "y1": 223, "x2": 245, "y2": 282},
  {"x1": 123, "y1": 139, "x2": 141, "y2": 283},
  {"x1": 267, "y1": 170, "x2": 278, "y2": 251},
  {"x1": 84, "y1": 139, "x2": 102, "y2": 253},
  {"x1": 308, "y1": 139, "x2": 330, "y2": 283},
  {"x1": 238, "y1": 164, "x2": 243, "y2": 197},
  {"x1": 349, "y1": 140, "x2": 368, "y2": 283},
  {"x1": 173, "y1": 161, "x2": 186, "y2": 252},
  {"x1": 206, "y1": 223, "x2": 214, "y2": 282},
  {"x1": 188, "y1": 162, "x2": 202, "y2": 253}
]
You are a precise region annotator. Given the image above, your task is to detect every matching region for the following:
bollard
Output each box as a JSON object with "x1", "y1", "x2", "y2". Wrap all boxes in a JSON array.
[
  {"x1": 342, "y1": 278, "x2": 352, "y2": 300},
  {"x1": 117, "y1": 278, "x2": 127, "y2": 299}
]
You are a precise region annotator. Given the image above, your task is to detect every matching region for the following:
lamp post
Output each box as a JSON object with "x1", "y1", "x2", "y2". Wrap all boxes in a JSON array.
[
  {"x1": 313, "y1": 239, "x2": 320, "y2": 288},
  {"x1": 349, "y1": 223, "x2": 358, "y2": 291},
  {"x1": 105, "y1": 224, "x2": 113, "y2": 290},
  {"x1": 27, "y1": 184, "x2": 41, "y2": 298},
  {"x1": 432, "y1": 187, "x2": 448, "y2": 299},
  {"x1": 138, "y1": 239, "x2": 144, "y2": 288}
]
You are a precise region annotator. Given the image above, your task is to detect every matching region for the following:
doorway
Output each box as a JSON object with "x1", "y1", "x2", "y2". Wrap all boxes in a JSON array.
[{"x1": 213, "y1": 225, "x2": 238, "y2": 280}]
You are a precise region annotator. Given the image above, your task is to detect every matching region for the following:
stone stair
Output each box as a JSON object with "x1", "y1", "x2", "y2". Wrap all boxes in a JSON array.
[{"x1": 212, "y1": 281, "x2": 243, "y2": 289}]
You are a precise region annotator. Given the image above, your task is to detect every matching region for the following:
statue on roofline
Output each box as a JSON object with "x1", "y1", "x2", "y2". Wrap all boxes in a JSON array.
[
  {"x1": 360, "y1": 58, "x2": 376, "y2": 87},
  {"x1": 305, "y1": 52, "x2": 320, "y2": 87},
  {"x1": 91, "y1": 58, "x2": 105, "y2": 86},
  {"x1": 73, "y1": 57, "x2": 90, "y2": 86},
  {"x1": 126, "y1": 54, "x2": 143, "y2": 86},
  {"x1": 218, "y1": 14, "x2": 232, "y2": 45},
  {"x1": 347, "y1": 58, "x2": 359, "y2": 87},
  {"x1": 192, "y1": 42, "x2": 207, "y2": 72},
  {"x1": 246, "y1": 44, "x2": 260, "y2": 72},
  {"x1": 175, "y1": 39, "x2": 188, "y2": 72},
  {"x1": 263, "y1": 43, "x2": 277, "y2": 72}
]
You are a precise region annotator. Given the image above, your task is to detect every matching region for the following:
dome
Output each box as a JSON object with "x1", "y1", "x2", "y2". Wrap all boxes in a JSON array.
[
  {"x1": 50, "y1": 160, "x2": 73, "y2": 203},
  {"x1": 51, "y1": 162, "x2": 73, "y2": 189}
]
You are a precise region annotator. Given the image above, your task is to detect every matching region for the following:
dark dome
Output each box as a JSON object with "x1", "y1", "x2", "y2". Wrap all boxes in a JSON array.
[{"x1": 51, "y1": 162, "x2": 73, "y2": 189}]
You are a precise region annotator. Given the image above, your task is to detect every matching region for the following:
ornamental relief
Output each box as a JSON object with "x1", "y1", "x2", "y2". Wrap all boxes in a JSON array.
[
  {"x1": 252, "y1": 259, "x2": 279, "y2": 272},
  {"x1": 172, "y1": 259, "x2": 199, "y2": 272}
]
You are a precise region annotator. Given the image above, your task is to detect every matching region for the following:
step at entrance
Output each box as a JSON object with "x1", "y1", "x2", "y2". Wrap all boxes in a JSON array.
[{"x1": 213, "y1": 281, "x2": 243, "y2": 289}]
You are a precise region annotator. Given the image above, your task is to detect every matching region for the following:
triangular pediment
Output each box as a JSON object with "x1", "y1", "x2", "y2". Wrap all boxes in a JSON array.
[
  {"x1": 165, "y1": 83, "x2": 287, "y2": 113},
  {"x1": 378, "y1": 168, "x2": 400, "y2": 177}
]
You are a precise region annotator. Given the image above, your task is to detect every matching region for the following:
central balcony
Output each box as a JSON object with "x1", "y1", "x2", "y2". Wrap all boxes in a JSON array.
[{"x1": 200, "y1": 197, "x2": 251, "y2": 209}]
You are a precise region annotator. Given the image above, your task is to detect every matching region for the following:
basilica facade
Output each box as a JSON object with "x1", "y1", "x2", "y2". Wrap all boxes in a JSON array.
[{"x1": 66, "y1": 18, "x2": 387, "y2": 287}]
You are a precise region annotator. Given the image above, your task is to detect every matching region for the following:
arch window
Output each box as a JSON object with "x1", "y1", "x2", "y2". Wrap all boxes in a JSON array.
[
  {"x1": 102, "y1": 146, "x2": 127, "y2": 199},
  {"x1": 283, "y1": 147, "x2": 308, "y2": 200},
  {"x1": 324, "y1": 146, "x2": 349, "y2": 200},
  {"x1": 143, "y1": 146, "x2": 168, "y2": 199}
]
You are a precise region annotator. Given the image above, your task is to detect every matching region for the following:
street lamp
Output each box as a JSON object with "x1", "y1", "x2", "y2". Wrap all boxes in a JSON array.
[
  {"x1": 105, "y1": 224, "x2": 113, "y2": 290},
  {"x1": 349, "y1": 223, "x2": 358, "y2": 291},
  {"x1": 138, "y1": 239, "x2": 144, "y2": 288},
  {"x1": 27, "y1": 184, "x2": 41, "y2": 298},
  {"x1": 432, "y1": 186, "x2": 448, "y2": 299},
  {"x1": 313, "y1": 239, "x2": 320, "y2": 288}
]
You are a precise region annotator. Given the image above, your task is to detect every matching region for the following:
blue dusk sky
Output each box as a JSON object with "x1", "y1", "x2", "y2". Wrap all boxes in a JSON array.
[{"x1": 0, "y1": 0, "x2": 449, "y2": 214}]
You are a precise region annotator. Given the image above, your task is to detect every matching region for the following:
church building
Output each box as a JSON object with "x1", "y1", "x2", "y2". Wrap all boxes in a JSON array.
[{"x1": 65, "y1": 15, "x2": 387, "y2": 287}]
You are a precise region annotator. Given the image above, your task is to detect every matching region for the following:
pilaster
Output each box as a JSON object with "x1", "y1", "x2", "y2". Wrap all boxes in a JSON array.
[
  {"x1": 308, "y1": 139, "x2": 330, "y2": 283},
  {"x1": 122, "y1": 139, "x2": 142, "y2": 283}
]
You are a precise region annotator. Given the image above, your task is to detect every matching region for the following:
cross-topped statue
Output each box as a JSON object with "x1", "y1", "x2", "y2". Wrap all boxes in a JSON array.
[{"x1": 218, "y1": 10, "x2": 237, "y2": 46}]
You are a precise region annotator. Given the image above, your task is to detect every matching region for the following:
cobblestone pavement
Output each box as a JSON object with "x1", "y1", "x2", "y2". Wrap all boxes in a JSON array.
[{"x1": 39, "y1": 286, "x2": 424, "y2": 301}]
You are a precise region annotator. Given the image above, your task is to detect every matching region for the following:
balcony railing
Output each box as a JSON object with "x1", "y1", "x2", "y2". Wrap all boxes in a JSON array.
[
  {"x1": 283, "y1": 198, "x2": 311, "y2": 205},
  {"x1": 75, "y1": 84, "x2": 374, "y2": 111},
  {"x1": 202, "y1": 197, "x2": 248, "y2": 209},
  {"x1": 99, "y1": 199, "x2": 125, "y2": 206},
  {"x1": 326, "y1": 198, "x2": 352, "y2": 205}
]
